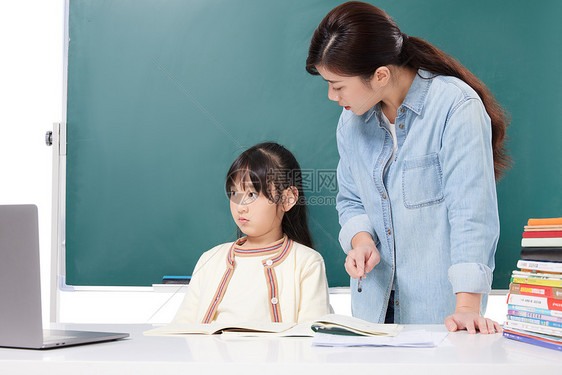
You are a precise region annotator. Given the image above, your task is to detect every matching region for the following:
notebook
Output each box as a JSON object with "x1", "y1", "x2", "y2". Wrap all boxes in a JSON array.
[{"x1": 0, "y1": 204, "x2": 129, "y2": 349}]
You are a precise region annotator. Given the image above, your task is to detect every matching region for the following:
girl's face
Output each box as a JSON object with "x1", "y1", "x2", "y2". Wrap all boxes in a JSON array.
[
  {"x1": 316, "y1": 65, "x2": 386, "y2": 116},
  {"x1": 228, "y1": 177, "x2": 285, "y2": 246}
]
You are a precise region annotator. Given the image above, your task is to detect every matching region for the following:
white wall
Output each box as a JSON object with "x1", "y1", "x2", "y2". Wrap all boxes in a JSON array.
[
  {"x1": 0, "y1": 0, "x2": 64, "y2": 324},
  {"x1": 0, "y1": 0, "x2": 508, "y2": 326}
]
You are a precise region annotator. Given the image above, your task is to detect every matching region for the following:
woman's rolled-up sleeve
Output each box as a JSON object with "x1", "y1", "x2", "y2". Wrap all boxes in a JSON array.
[{"x1": 440, "y1": 97, "x2": 499, "y2": 294}]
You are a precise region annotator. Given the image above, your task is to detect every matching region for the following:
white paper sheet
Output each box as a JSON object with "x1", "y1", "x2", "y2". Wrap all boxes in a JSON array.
[{"x1": 311, "y1": 330, "x2": 448, "y2": 347}]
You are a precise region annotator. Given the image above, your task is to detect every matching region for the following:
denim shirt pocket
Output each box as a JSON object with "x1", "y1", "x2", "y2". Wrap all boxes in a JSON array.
[{"x1": 402, "y1": 153, "x2": 444, "y2": 209}]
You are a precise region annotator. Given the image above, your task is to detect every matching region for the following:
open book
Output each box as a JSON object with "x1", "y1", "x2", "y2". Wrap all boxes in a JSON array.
[
  {"x1": 144, "y1": 314, "x2": 402, "y2": 337},
  {"x1": 144, "y1": 321, "x2": 311, "y2": 337}
]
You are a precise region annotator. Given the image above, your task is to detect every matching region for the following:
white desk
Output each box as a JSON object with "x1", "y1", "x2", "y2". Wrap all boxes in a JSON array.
[{"x1": 1, "y1": 324, "x2": 560, "y2": 374}]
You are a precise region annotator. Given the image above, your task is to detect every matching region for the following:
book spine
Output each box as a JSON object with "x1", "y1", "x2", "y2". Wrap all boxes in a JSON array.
[
  {"x1": 520, "y1": 250, "x2": 562, "y2": 262},
  {"x1": 504, "y1": 319, "x2": 562, "y2": 337},
  {"x1": 507, "y1": 315, "x2": 562, "y2": 329},
  {"x1": 524, "y1": 225, "x2": 562, "y2": 231},
  {"x1": 508, "y1": 327, "x2": 562, "y2": 342},
  {"x1": 521, "y1": 237, "x2": 562, "y2": 247},
  {"x1": 522, "y1": 231, "x2": 562, "y2": 238},
  {"x1": 507, "y1": 293, "x2": 562, "y2": 312},
  {"x1": 508, "y1": 309, "x2": 562, "y2": 323},
  {"x1": 517, "y1": 259, "x2": 562, "y2": 273},
  {"x1": 507, "y1": 304, "x2": 562, "y2": 318},
  {"x1": 511, "y1": 276, "x2": 562, "y2": 288},
  {"x1": 503, "y1": 330, "x2": 562, "y2": 351},
  {"x1": 528, "y1": 218, "x2": 562, "y2": 226},
  {"x1": 511, "y1": 271, "x2": 562, "y2": 280},
  {"x1": 520, "y1": 269, "x2": 562, "y2": 276},
  {"x1": 509, "y1": 282, "x2": 562, "y2": 299}
]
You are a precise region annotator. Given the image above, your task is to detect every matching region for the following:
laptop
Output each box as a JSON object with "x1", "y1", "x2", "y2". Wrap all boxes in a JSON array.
[{"x1": 0, "y1": 204, "x2": 129, "y2": 349}]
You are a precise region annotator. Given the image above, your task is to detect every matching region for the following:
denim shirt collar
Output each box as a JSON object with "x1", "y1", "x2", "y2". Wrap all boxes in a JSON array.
[{"x1": 364, "y1": 69, "x2": 433, "y2": 123}]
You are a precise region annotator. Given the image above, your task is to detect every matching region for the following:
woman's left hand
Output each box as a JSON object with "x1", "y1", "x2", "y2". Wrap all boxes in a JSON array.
[{"x1": 444, "y1": 310, "x2": 503, "y2": 334}]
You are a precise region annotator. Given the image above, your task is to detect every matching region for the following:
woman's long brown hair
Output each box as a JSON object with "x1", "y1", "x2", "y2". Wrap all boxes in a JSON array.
[{"x1": 306, "y1": 1, "x2": 510, "y2": 179}]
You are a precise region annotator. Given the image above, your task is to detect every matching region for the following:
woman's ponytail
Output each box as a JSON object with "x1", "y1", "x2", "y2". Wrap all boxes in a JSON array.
[{"x1": 400, "y1": 34, "x2": 510, "y2": 178}]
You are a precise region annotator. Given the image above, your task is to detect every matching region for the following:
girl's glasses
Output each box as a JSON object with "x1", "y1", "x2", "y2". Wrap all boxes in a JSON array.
[{"x1": 227, "y1": 190, "x2": 259, "y2": 205}]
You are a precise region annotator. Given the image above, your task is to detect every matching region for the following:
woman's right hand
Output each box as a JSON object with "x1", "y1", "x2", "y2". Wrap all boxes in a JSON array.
[{"x1": 345, "y1": 244, "x2": 380, "y2": 278}]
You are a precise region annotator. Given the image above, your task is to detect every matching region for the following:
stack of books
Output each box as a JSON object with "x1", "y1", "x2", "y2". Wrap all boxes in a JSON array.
[
  {"x1": 503, "y1": 217, "x2": 562, "y2": 351},
  {"x1": 520, "y1": 217, "x2": 562, "y2": 262}
]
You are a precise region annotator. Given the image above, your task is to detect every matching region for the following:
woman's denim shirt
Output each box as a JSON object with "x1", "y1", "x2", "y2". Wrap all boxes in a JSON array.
[{"x1": 336, "y1": 70, "x2": 499, "y2": 324}]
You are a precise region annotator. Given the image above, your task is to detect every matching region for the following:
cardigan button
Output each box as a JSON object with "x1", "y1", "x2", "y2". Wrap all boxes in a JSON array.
[{"x1": 271, "y1": 297, "x2": 278, "y2": 305}]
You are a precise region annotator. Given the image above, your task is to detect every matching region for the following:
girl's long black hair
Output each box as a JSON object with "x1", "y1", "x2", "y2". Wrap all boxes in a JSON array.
[{"x1": 225, "y1": 142, "x2": 314, "y2": 248}]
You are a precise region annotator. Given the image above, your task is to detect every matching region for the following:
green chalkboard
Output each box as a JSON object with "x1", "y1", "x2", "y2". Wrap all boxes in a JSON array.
[{"x1": 65, "y1": 0, "x2": 562, "y2": 288}]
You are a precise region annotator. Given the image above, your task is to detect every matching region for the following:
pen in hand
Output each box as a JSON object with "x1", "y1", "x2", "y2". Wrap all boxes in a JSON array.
[{"x1": 357, "y1": 276, "x2": 363, "y2": 293}]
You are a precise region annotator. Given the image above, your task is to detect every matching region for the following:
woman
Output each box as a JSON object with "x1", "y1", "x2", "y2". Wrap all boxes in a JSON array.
[{"x1": 306, "y1": 2, "x2": 509, "y2": 333}]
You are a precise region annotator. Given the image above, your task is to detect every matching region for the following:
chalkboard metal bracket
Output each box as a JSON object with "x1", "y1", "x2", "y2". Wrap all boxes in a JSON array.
[
  {"x1": 50, "y1": 120, "x2": 68, "y2": 323},
  {"x1": 58, "y1": 275, "x2": 75, "y2": 292}
]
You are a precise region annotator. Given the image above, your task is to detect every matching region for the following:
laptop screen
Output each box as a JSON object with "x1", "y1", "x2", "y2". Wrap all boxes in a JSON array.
[{"x1": 0, "y1": 205, "x2": 44, "y2": 348}]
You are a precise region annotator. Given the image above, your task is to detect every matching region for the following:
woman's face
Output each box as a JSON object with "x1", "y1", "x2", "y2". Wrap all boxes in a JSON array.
[{"x1": 316, "y1": 65, "x2": 383, "y2": 116}]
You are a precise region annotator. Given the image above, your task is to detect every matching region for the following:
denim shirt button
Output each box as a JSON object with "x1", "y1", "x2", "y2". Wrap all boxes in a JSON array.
[
  {"x1": 382, "y1": 193, "x2": 387, "y2": 199},
  {"x1": 400, "y1": 108, "x2": 405, "y2": 113},
  {"x1": 395, "y1": 301, "x2": 399, "y2": 306},
  {"x1": 387, "y1": 229, "x2": 391, "y2": 235},
  {"x1": 399, "y1": 124, "x2": 404, "y2": 129}
]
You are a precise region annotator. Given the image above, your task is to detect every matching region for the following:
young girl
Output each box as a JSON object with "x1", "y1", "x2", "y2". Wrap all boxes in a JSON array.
[{"x1": 173, "y1": 142, "x2": 331, "y2": 324}]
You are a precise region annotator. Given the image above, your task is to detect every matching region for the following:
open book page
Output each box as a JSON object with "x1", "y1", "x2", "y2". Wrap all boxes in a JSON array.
[
  {"x1": 221, "y1": 322, "x2": 314, "y2": 337},
  {"x1": 311, "y1": 314, "x2": 403, "y2": 336},
  {"x1": 144, "y1": 321, "x2": 296, "y2": 336}
]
